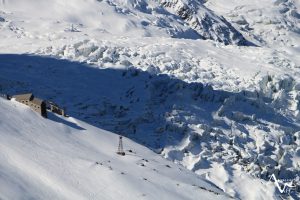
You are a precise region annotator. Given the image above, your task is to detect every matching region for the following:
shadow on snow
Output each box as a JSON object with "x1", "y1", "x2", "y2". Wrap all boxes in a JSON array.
[{"x1": 0, "y1": 54, "x2": 297, "y2": 153}]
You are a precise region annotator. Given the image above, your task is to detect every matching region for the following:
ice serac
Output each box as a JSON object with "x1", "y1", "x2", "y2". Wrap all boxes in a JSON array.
[
  {"x1": 204, "y1": 0, "x2": 300, "y2": 47},
  {"x1": 160, "y1": 0, "x2": 250, "y2": 45}
]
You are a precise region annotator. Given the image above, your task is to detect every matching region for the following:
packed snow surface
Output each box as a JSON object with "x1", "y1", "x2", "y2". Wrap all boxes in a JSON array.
[
  {"x1": 0, "y1": 98, "x2": 230, "y2": 200},
  {"x1": 0, "y1": 0, "x2": 300, "y2": 199}
]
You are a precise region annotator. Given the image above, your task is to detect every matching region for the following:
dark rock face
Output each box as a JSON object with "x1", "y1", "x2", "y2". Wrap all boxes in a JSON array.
[{"x1": 160, "y1": 0, "x2": 250, "y2": 45}]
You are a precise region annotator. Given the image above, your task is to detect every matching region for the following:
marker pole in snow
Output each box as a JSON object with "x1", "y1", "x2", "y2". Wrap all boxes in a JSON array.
[{"x1": 117, "y1": 136, "x2": 125, "y2": 156}]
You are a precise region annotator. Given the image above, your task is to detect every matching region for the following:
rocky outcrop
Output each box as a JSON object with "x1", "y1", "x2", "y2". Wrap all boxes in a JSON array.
[{"x1": 160, "y1": 0, "x2": 250, "y2": 45}]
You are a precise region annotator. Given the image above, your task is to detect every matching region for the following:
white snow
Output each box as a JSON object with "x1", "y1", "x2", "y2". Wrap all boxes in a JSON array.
[
  {"x1": 0, "y1": 98, "x2": 229, "y2": 200},
  {"x1": 0, "y1": 0, "x2": 300, "y2": 199},
  {"x1": 205, "y1": 0, "x2": 300, "y2": 47}
]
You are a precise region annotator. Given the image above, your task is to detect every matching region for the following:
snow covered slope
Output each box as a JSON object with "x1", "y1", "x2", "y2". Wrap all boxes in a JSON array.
[
  {"x1": 0, "y1": 97, "x2": 229, "y2": 200},
  {"x1": 0, "y1": 0, "x2": 248, "y2": 44},
  {"x1": 0, "y1": 53, "x2": 299, "y2": 199},
  {"x1": 205, "y1": 0, "x2": 300, "y2": 47},
  {"x1": 1, "y1": 0, "x2": 300, "y2": 199},
  {"x1": 160, "y1": 0, "x2": 250, "y2": 45}
]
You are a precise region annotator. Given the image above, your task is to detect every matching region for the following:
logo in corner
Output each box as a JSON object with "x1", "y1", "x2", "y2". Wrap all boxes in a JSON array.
[{"x1": 269, "y1": 174, "x2": 298, "y2": 194}]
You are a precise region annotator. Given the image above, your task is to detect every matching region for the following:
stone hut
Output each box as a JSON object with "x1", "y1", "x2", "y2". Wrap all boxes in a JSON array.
[
  {"x1": 0, "y1": 93, "x2": 10, "y2": 100},
  {"x1": 47, "y1": 101, "x2": 66, "y2": 117},
  {"x1": 13, "y1": 93, "x2": 47, "y2": 118}
]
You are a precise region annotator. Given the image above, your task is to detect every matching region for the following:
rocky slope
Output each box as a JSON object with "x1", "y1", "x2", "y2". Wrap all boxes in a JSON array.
[
  {"x1": 160, "y1": 0, "x2": 250, "y2": 45},
  {"x1": 205, "y1": 0, "x2": 300, "y2": 47},
  {"x1": 0, "y1": 0, "x2": 249, "y2": 45}
]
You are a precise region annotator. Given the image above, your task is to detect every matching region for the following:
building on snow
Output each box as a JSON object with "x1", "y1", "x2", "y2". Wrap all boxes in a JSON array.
[{"x1": 13, "y1": 93, "x2": 47, "y2": 118}]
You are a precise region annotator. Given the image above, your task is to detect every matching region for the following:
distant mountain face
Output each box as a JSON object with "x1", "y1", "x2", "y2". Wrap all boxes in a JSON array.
[
  {"x1": 204, "y1": 0, "x2": 300, "y2": 47},
  {"x1": 0, "y1": 0, "x2": 249, "y2": 45},
  {"x1": 160, "y1": 0, "x2": 250, "y2": 45},
  {"x1": 108, "y1": 0, "x2": 250, "y2": 45},
  {"x1": 1, "y1": 0, "x2": 298, "y2": 46}
]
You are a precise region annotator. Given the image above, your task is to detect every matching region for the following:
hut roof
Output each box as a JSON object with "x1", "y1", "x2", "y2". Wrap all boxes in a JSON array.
[
  {"x1": 13, "y1": 93, "x2": 33, "y2": 101},
  {"x1": 31, "y1": 98, "x2": 44, "y2": 106}
]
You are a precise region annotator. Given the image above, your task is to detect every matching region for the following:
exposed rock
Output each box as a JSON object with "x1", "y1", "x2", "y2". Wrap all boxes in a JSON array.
[{"x1": 160, "y1": 0, "x2": 250, "y2": 45}]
